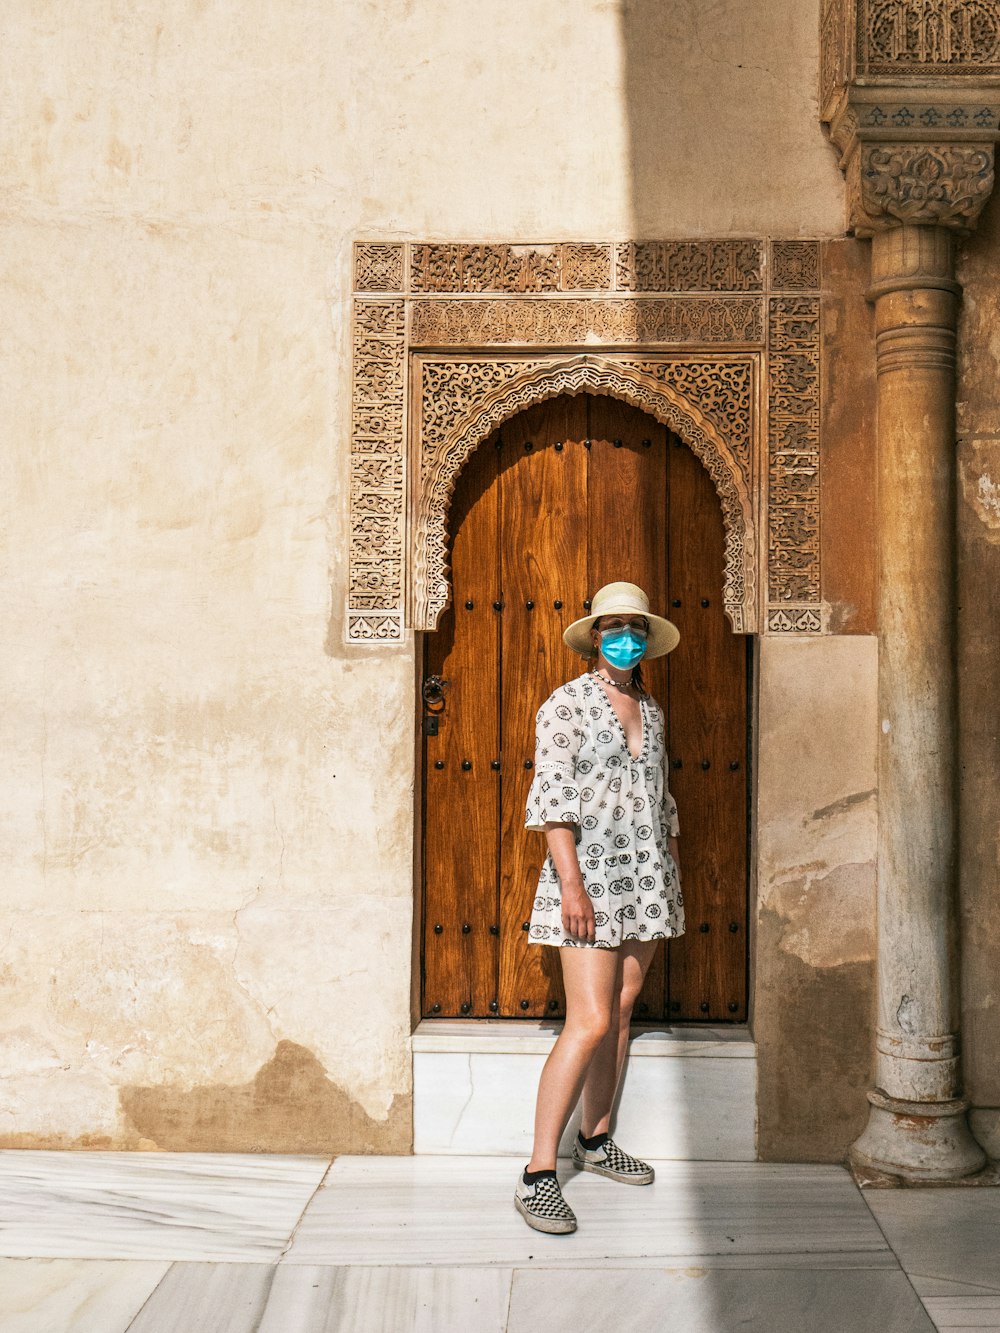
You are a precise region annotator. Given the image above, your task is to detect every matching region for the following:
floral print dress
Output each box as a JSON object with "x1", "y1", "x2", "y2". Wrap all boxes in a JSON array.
[{"x1": 524, "y1": 672, "x2": 684, "y2": 949}]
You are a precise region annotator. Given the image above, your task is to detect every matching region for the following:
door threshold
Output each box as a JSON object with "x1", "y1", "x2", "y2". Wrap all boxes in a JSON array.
[{"x1": 412, "y1": 1018, "x2": 754, "y2": 1056}]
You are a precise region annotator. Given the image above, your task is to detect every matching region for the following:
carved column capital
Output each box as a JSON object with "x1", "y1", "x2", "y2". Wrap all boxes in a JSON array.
[
  {"x1": 825, "y1": 85, "x2": 1000, "y2": 235},
  {"x1": 858, "y1": 139, "x2": 993, "y2": 232}
]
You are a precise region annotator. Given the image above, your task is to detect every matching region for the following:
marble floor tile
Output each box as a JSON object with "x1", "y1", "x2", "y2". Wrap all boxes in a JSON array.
[
  {"x1": 125, "y1": 1263, "x2": 513, "y2": 1333},
  {"x1": 262, "y1": 1265, "x2": 513, "y2": 1333},
  {"x1": 0, "y1": 1258, "x2": 169, "y2": 1333},
  {"x1": 507, "y1": 1266, "x2": 935, "y2": 1333},
  {"x1": 126, "y1": 1263, "x2": 276, "y2": 1332},
  {"x1": 865, "y1": 1190, "x2": 1000, "y2": 1296},
  {"x1": 0, "y1": 1151, "x2": 330, "y2": 1262},
  {"x1": 284, "y1": 1156, "x2": 894, "y2": 1268},
  {"x1": 921, "y1": 1295, "x2": 1000, "y2": 1330}
]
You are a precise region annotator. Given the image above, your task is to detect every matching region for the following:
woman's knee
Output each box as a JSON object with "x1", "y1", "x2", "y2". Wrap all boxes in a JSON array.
[
  {"x1": 618, "y1": 981, "x2": 642, "y2": 1016},
  {"x1": 564, "y1": 1008, "x2": 614, "y2": 1048},
  {"x1": 617, "y1": 946, "x2": 656, "y2": 1014}
]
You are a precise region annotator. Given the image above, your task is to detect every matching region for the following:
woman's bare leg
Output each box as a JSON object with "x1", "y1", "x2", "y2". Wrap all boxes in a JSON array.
[
  {"x1": 526, "y1": 947, "x2": 621, "y2": 1172},
  {"x1": 579, "y1": 940, "x2": 658, "y2": 1138}
]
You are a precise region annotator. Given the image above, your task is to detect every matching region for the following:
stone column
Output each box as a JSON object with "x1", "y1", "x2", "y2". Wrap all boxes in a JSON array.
[
  {"x1": 851, "y1": 222, "x2": 985, "y2": 1179},
  {"x1": 821, "y1": 52, "x2": 1000, "y2": 1177}
]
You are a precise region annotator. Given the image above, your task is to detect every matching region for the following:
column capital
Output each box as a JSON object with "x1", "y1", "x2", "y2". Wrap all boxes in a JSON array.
[{"x1": 820, "y1": 2, "x2": 1000, "y2": 235}]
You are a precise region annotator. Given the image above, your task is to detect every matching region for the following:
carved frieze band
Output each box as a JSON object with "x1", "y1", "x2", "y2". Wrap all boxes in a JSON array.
[
  {"x1": 822, "y1": 0, "x2": 1000, "y2": 114},
  {"x1": 346, "y1": 240, "x2": 823, "y2": 643},
  {"x1": 767, "y1": 297, "x2": 822, "y2": 619},
  {"x1": 353, "y1": 240, "x2": 809, "y2": 295},
  {"x1": 410, "y1": 298, "x2": 763, "y2": 346}
]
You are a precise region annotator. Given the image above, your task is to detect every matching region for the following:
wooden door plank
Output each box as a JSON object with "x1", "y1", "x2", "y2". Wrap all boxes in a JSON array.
[
  {"x1": 498, "y1": 399, "x2": 589, "y2": 1019},
  {"x1": 666, "y1": 438, "x2": 749, "y2": 1022},
  {"x1": 422, "y1": 434, "x2": 501, "y2": 1017},
  {"x1": 586, "y1": 397, "x2": 670, "y2": 1021}
]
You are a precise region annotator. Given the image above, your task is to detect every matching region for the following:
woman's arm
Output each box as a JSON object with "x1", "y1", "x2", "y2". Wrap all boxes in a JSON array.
[{"x1": 544, "y1": 821, "x2": 594, "y2": 944}]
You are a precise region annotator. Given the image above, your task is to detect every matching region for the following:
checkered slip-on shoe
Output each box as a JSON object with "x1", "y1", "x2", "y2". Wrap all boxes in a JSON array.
[
  {"x1": 571, "y1": 1135, "x2": 655, "y2": 1185},
  {"x1": 514, "y1": 1171, "x2": 577, "y2": 1235}
]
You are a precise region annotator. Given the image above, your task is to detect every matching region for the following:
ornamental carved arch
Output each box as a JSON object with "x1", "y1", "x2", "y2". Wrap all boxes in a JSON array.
[{"x1": 411, "y1": 354, "x2": 758, "y2": 635}]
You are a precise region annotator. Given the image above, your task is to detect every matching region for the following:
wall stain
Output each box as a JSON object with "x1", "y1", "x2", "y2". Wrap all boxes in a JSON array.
[
  {"x1": 0, "y1": 1131, "x2": 124, "y2": 1151},
  {"x1": 810, "y1": 789, "x2": 876, "y2": 822},
  {"x1": 118, "y1": 1041, "x2": 411, "y2": 1154},
  {"x1": 960, "y1": 440, "x2": 1000, "y2": 543},
  {"x1": 756, "y1": 907, "x2": 875, "y2": 1163}
]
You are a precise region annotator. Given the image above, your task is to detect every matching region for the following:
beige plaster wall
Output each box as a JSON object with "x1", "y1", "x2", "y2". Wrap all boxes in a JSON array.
[
  {"x1": 0, "y1": 0, "x2": 844, "y2": 1150},
  {"x1": 754, "y1": 636, "x2": 879, "y2": 1162}
]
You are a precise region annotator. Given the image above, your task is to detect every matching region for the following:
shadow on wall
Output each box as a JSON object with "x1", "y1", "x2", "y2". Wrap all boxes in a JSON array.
[{"x1": 621, "y1": 0, "x2": 833, "y2": 237}]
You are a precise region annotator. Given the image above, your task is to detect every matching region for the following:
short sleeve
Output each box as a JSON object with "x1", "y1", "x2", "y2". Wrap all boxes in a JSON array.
[{"x1": 524, "y1": 686, "x2": 584, "y2": 843}]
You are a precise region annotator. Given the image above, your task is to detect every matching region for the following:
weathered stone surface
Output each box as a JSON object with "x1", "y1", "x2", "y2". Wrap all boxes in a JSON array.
[
  {"x1": 0, "y1": 908, "x2": 411, "y2": 1150},
  {"x1": 755, "y1": 636, "x2": 878, "y2": 1162},
  {"x1": 956, "y1": 189, "x2": 1000, "y2": 1116}
]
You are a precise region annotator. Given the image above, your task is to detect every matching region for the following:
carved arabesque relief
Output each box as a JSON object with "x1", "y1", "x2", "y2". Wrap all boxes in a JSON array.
[
  {"x1": 822, "y1": 0, "x2": 1000, "y2": 110},
  {"x1": 413, "y1": 356, "x2": 756, "y2": 635},
  {"x1": 347, "y1": 240, "x2": 824, "y2": 645},
  {"x1": 348, "y1": 298, "x2": 406, "y2": 643},
  {"x1": 768, "y1": 297, "x2": 822, "y2": 613},
  {"x1": 864, "y1": 0, "x2": 1000, "y2": 70},
  {"x1": 857, "y1": 142, "x2": 995, "y2": 229}
]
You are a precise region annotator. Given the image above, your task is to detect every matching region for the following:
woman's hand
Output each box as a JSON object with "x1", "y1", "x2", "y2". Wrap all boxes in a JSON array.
[
  {"x1": 560, "y1": 876, "x2": 596, "y2": 944},
  {"x1": 544, "y1": 823, "x2": 595, "y2": 943}
]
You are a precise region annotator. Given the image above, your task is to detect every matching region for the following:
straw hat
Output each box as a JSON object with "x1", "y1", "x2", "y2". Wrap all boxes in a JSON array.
[{"x1": 563, "y1": 581, "x2": 680, "y2": 659}]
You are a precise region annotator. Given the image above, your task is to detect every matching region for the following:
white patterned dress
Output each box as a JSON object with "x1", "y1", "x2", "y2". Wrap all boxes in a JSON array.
[{"x1": 524, "y1": 672, "x2": 683, "y2": 949}]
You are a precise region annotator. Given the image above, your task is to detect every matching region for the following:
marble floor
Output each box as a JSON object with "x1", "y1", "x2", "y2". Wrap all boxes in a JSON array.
[{"x1": 0, "y1": 1151, "x2": 997, "y2": 1331}]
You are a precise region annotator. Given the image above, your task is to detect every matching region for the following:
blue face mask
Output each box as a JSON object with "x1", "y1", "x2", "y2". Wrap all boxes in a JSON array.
[{"x1": 600, "y1": 626, "x2": 648, "y2": 670}]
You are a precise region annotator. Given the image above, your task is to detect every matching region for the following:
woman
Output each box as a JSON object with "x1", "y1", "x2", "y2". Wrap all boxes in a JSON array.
[{"x1": 514, "y1": 581, "x2": 683, "y2": 1236}]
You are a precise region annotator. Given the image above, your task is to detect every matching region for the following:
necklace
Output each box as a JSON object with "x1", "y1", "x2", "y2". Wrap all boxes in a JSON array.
[{"x1": 590, "y1": 669, "x2": 635, "y2": 694}]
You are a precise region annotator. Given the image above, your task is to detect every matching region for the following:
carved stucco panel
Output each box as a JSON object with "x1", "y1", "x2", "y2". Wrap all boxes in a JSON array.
[
  {"x1": 767, "y1": 296, "x2": 822, "y2": 614},
  {"x1": 345, "y1": 239, "x2": 824, "y2": 645},
  {"x1": 348, "y1": 299, "x2": 406, "y2": 642}
]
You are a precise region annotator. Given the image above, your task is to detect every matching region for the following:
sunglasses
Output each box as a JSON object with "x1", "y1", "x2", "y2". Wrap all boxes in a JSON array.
[{"x1": 595, "y1": 617, "x2": 649, "y2": 634}]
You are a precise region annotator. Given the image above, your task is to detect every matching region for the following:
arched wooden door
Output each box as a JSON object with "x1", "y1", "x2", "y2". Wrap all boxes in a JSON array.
[{"x1": 421, "y1": 394, "x2": 749, "y2": 1023}]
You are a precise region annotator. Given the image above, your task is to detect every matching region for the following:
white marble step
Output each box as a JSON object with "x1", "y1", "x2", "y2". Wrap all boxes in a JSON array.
[{"x1": 411, "y1": 1020, "x2": 757, "y2": 1159}]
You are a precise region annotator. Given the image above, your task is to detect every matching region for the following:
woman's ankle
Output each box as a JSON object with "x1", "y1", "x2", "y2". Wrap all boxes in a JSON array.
[
  {"x1": 526, "y1": 1159, "x2": 555, "y2": 1174},
  {"x1": 579, "y1": 1123, "x2": 609, "y2": 1140}
]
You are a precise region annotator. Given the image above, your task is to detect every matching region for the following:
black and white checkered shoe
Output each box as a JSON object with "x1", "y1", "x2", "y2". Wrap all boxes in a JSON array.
[
  {"x1": 571, "y1": 1134, "x2": 655, "y2": 1185},
  {"x1": 514, "y1": 1170, "x2": 577, "y2": 1234}
]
